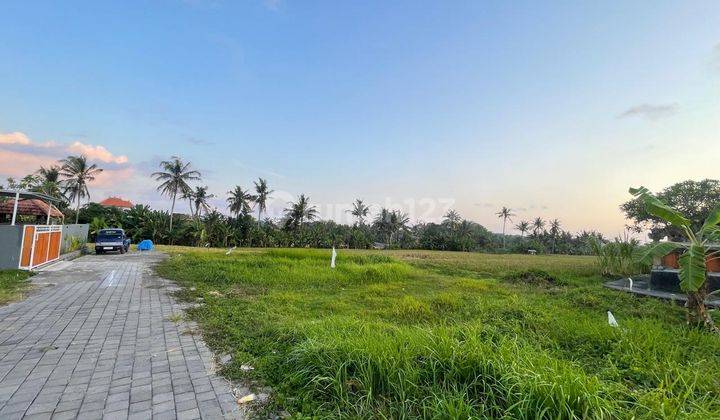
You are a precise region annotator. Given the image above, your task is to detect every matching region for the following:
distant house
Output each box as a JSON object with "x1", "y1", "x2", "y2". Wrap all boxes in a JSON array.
[{"x1": 99, "y1": 197, "x2": 133, "y2": 210}]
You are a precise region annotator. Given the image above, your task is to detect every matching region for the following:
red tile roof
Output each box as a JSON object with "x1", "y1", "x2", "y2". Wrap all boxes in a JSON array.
[
  {"x1": 0, "y1": 199, "x2": 63, "y2": 217},
  {"x1": 99, "y1": 197, "x2": 133, "y2": 208}
]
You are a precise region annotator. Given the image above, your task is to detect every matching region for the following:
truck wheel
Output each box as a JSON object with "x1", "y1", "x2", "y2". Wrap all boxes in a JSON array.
[{"x1": 120, "y1": 247, "x2": 126, "y2": 254}]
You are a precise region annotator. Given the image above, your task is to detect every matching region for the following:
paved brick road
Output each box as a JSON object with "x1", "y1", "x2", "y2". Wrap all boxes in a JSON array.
[{"x1": 0, "y1": 252, "x2": 241, "y2": 419}]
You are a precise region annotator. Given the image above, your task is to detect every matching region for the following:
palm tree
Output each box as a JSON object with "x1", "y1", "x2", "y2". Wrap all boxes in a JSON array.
[
  {"x1": 191, "y1": 186, "x2": 215, "y2": 217},
  {"x1": 373, "y1": 208, "x2": 409, "y2": 245},
  {"x1": 532, "y1": 217, "x2": 545, "y2": 236},
  {"x1": 152, "y1": 156, "x2": 201, "y2": 233},
  {"x1": 181, "y1": 189, "x2": 195, "y2": 217},
  {"x1": 443, "y1": 209, "x2": 461, "y2": 230},
  {"x1": 34, "y1": 165, "x2": 65, "y2": 201},
  {"x1": 347, "y1": 199, "x2": 370, "y2": 226},
  {"x1": 227, "y1": 186, "x2": 255, "y2": 217},
  {"x1": 496, "y1": 206, "x2": 515, "y2": 248},
  {"x1": 37, "y1": 165, "x2": 60, "y2": 183},
  {"x1": 284, "y1": 194, "x2": 318, "y2": 230},
  {"x1": 373, "y1": 208, "x2": 392, "y2": 244},
  {"x1": 515, "y1": 220, "x2": 530, "y2": 238},
  {"x1": 59, "y1": 155, "x2": 103, "y2": 224},
  {"x1": 390, "y1": 211, "x2": 410, "y2": 244},
  {"x1": 549, "y1": 219, "x2": 562, "y2": 254},
  {"x1": 254, "y1": 178, "x2": 274, "y2": 225}
]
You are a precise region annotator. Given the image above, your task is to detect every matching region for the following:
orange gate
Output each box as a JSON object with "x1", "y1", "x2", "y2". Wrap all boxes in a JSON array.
[{"x1": 19, "y1": 225, "x2": 63, "y2": 270}]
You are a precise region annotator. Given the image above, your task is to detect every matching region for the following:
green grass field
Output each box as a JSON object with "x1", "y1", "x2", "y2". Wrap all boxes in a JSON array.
[
  {"x1": 156, "y1": 247, "x2": 720, "y2": 419},
  {"x1": 0, "y1": 270, "x2": 34, "y2": 306}
]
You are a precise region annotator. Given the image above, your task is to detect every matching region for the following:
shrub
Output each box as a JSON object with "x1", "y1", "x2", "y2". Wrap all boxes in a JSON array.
[{"x1": 502, "y1": 269, "x2": 565, "y2": 286}]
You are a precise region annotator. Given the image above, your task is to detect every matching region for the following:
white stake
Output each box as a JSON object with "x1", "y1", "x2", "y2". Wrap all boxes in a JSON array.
[
  {"x1": 607, "y1": 311, "x2": 619, "y2": 327},
  {"x1": 330, "y1": 246, "x2": 337, "y2": 268}
]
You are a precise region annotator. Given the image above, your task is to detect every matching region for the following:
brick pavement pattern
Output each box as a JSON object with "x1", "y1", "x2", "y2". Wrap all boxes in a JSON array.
[{"x1": 0, "y1": 252, "x2": 241, "y2": 419}]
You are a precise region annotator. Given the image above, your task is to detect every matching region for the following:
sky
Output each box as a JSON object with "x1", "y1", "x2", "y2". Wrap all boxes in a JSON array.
[{"x1": 1, "y1": 0, "x2": 719, "y2": 237}]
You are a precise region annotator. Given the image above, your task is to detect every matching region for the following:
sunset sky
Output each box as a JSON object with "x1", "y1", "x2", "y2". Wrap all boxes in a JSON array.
[{"x1": 1, "y1": 1, "x2": 719, "y2": 237}]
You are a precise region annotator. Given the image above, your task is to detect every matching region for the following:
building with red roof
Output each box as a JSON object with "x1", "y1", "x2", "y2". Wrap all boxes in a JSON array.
[
  {"x1": 99, "y1": 197, "x2": 133, "y2": 210},
  {"x1": 0, "y1": 198, "x2": 63, "y2": 221}
]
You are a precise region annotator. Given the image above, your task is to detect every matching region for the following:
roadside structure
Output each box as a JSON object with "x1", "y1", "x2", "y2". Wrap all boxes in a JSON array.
[
  {"x1": 0, "y1": 189, "x2": 82, "y2": 270},
  {"x1": 99, "y1": 196, "x2": 133, "y2": 210}
]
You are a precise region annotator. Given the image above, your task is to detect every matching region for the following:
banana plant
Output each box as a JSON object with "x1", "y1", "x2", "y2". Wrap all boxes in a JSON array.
[{"x1": 630, "y1": 186, "x2": 720, "y2": 332}]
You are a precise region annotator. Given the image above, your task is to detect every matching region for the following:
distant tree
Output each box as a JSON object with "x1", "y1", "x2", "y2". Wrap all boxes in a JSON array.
[
  {"x1": 254, "y1": 178, "x2": 274, "y2": 225},
  {"x1": 549, "y1": 218, "x2": 562, "y2": 254},
  {"x1": 515, "y1": 220, "x2": 530, "y2": 238},
  {"x1": 60, "y1": 155, "x2": 103, "y2": 224},
  {"x1": 373, "y1": 208, "x2": 409, "y2": 246},
  {"x1": 531, "y1": 217, "x2": 545, "y2": 236},
  {"x1": 390, "y1": 211, "x2": 410, "y2": 243},
  {"x1": 152, "y1": 156, "x2": 201, "y2": 234},
  {"x1": 191, "y1": 186, "x2": 215, "y2": 217},
  {"x1": 227, "y1": 186, "x2": 255, "y2": 217},
  {"x1": 496, "y1": 207, "x2": 515, "y2": 248},
  {"x1": 284, "y1": 194, "x2": 318, "y2": 230},
  {"x1": 348, "y1": 199, "x2": 370, "y2": 226},
  {"x1": 622, "y1": 179, "x2": 720, "y2": 240},
  {"x1": 443, "y1": 209, "x2": 462, "y2": 230}
]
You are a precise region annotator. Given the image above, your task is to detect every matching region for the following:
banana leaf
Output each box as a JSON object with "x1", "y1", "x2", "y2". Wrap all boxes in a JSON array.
[
  {"x1": 678, "y1": 243, "x2": 707, "y2": 292},
  {"x1": 629, "y1": 187, "x2": 691, "y2": 228}
]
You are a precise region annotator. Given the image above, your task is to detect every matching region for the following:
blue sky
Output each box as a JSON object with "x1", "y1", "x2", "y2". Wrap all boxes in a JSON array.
[{"x1": 1, "y1": 1, "x2": 719, "y2": 235}]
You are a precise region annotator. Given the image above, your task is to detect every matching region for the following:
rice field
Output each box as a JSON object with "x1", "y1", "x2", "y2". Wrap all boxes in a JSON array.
[{"x1": 156, "y1": 247, "x2": 720, "y2": 419}]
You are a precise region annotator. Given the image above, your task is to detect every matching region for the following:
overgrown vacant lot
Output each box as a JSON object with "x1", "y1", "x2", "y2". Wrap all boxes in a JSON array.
[
  {"x1": 156, "y1": 248, "x2": 720, "y2": 419},
  {"x1": 0, "y1": 270, "x2": 33, "y2": 305}
]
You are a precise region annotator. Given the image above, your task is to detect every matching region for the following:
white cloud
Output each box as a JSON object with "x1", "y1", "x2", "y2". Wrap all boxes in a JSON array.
[
  {"x1": 618, "y1": 103, "x2": 679, "y2": 120},
  {"x1": 67, "y1": 141, "x2": 128, "y2": 164},
  {"x1": 0, "y1": 132, "x2": 31, "y2": 145}
]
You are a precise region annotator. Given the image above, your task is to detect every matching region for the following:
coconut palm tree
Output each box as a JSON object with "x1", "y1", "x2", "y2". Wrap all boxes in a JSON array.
[
  {"x1": 181, "y1": 190, "x2": 195, "y2": 217},
  {"x1": 191, "y1": 186, "x2": 215, "y2": 217},
  {"x1": 390, "y1": 211, "x2": 410, "y2": 244},
  {"x1": 59, "y1": 155, "x2": 103, "y2": 224},
  {"x1": 549, "y1": 219, "x2": 562, "y2": 253},
  {"x1": 373, "y1": 208, "x2": 392, "y2": 244},
  {"x1": 227, "y1": 186, "x2": 255, "y2": 217},
  {"x1": 152, "y1": 156, "x2": 201, "y2": 233},
  {"x1": 496, "y1": 206, "x2": 515, "y2": 248},
  {"x1": 347, "y1": 199, "x2": 370, "y2": 226},
  {"x1": 34, "y1": 165, "x2": 65, "y2": 202},
  {"x1": 373, "y1": 208, "x2": 409, "y2": 245},
  {"x1": 515, "y1": 220, "x2": 530, "y2": 238},
  {"x1": 284, "y1": 194, "x2": 318, "y2": 230},
  {"x1": 254, "y1": 178, "x2": 274, "y2": 225},
  {"x1": 532, "y1": 217, "x2": 545, "y2": 236},
  {"x1": 443, "y1": 209, "x2": 462, "y2": 230},
  {"x1": 37, "y1": 165, "x2": 60, "y2": 183}
]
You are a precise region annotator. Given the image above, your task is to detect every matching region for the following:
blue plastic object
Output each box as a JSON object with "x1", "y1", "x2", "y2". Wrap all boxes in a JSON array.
[{"x1": 137, "y1": 240, "x2": 154, "y2": 251}]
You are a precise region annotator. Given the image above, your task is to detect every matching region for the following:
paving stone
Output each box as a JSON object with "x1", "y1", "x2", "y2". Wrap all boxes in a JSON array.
[
  {"x1": 178, "y1": 407, "x2": 202, "y2": 420},
  {"x1": 0, "y1": 253, "x2": 241, "y2": 418}
]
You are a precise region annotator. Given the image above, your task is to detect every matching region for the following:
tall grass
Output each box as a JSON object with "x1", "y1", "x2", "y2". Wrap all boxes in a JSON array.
[
  {"x1": 157, "y1": 247, "x2": 720, "y2": 418},
  {"x1": 589, "y1": 237, "x2": 649, "y2": 277}
]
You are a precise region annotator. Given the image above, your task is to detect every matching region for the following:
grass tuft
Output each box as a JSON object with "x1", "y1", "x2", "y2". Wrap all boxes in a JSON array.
[{"x1": 0, "y1": 270, "x2": 34, "y2": 305}]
